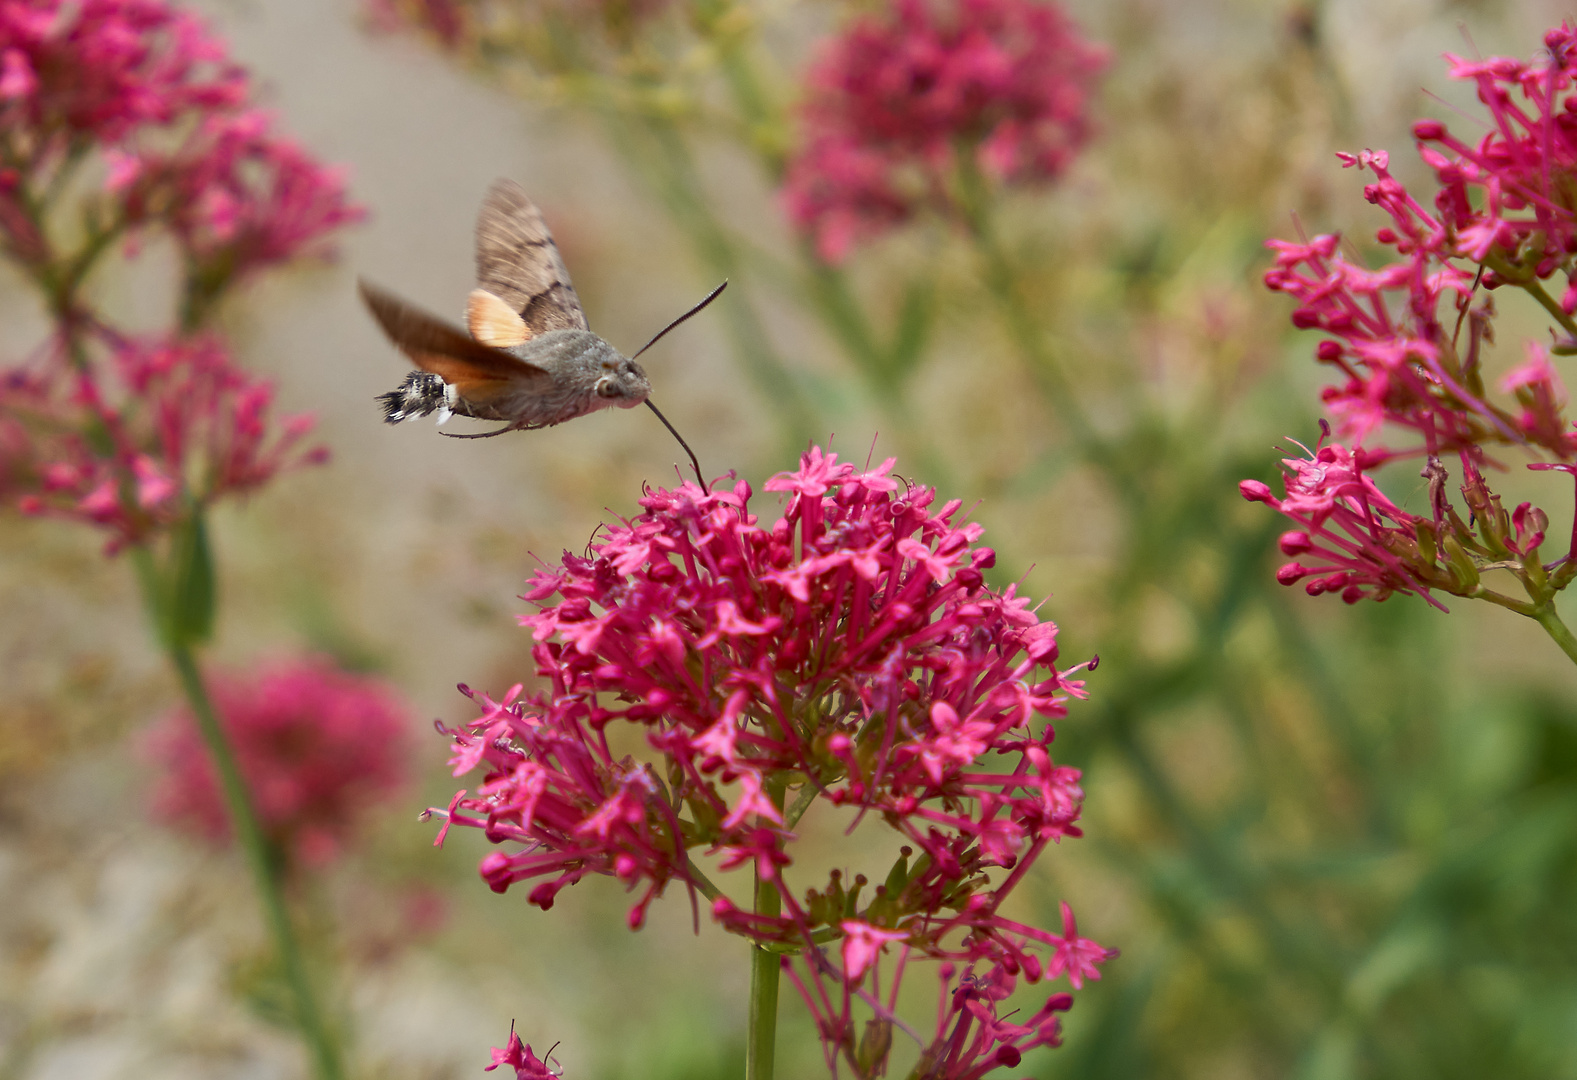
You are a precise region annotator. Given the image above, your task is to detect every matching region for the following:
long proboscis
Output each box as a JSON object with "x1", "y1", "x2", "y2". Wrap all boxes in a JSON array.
[
  {"x1": 631, "y1": 280, "x2": 728, "y2": 361},
  {"x1": 645, "y1": 399, "x2": 705, "y2": 488},
  {"x1": 632, "y1": 281, "x2": 725, "y2": 487}
]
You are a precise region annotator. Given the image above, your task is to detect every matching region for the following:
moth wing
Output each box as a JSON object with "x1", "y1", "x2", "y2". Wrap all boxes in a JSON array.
[
  {"x1": 475, "y1": 178, "x2": 590, "y2": 335},
  {"x1": 359, "y1": 278, "x2": 551, "y2": 395}
]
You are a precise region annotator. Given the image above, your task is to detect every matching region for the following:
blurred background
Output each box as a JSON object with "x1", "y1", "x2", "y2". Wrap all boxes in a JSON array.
[{"x1": 4, "y1": 0, "x2": 1577, "y2": 1078}]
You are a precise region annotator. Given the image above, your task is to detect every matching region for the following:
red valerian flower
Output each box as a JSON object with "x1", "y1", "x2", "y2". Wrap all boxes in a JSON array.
[
  {"x1": 782, "y1": 0, "x2": 1106, "y2": 262},
  {"x1": 1252, "y1": 27, "x2": 1577, "y2": 614},
  {"x1": 433, "y1": 446, "x2": 1110, "y2": 1076},
  {"x1": 143, "y1": 656, "x2": 412, "y2": 869},
  {"x1": 0, "y1": 332, "x2": 325, "y2": 552},
  {"x1": 0, "y1": 0, "x2": 363, "y2": 293},
  {"x1": 485, "y1": 1025, "x2": 560, "y2": 1080}
]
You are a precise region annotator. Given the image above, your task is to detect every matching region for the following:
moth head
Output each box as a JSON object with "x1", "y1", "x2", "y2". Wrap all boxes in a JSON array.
[{"x1": 595, "y1": 356, "x2": 651, "y2": 408}]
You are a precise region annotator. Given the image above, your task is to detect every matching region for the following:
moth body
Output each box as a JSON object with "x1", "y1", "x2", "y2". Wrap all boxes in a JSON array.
[{"x1": 474, "y1": 330, "x2": 650, "y2": 427}]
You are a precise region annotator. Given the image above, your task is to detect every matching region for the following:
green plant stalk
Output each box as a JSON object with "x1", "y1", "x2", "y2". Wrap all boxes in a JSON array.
[
  {"x1": 1533, "y1": 602, "x2": 1577, "y2": 666},
  {"x1": 746, "y1": 773, "x2": 789, "y2": 1080},
  {"x1": 132, "y1": 549, "x2": 346, "y2": 1080},
  {"x1": 746, "y1": 870, "x2": 782, "y2": 1080}
]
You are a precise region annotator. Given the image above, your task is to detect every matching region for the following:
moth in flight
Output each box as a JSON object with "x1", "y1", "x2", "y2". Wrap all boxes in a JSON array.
[{"x1": 360, "y1": 178, "x2": 717, "y2": 478}]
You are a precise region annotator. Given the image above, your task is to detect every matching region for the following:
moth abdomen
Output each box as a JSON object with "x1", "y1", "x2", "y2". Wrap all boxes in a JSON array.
[{"x1": 378, "y1": 370, "x2": 458, "y2": 425}]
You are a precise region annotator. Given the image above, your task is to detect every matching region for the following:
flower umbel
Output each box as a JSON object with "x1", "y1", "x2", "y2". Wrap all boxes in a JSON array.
[
  {"x1": 1250, "y1": 26, "x2": 1577, "y2": 644},
  {"x1": 436, "y1": 446, "x2": 1109, "y2": 1077},
  {"x1": 145, "y1": 656, "x2": 412, "y2": 869},
  {"x1": 782, "y1": 0, "x2": 1106, "y2": 262},
  {"x1": 0, "y1": 332, "x2": 324, "y2": 551}
]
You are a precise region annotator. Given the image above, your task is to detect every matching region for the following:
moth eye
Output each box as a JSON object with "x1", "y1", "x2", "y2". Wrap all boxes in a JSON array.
[{"x1": 596, "y1": 377, "x2": 620, "y2": 398}]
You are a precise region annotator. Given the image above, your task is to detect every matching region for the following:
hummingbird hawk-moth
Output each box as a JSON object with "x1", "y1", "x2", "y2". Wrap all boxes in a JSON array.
[{"x1": 360, "y1": 178, "x2": 717, "y2": 477}]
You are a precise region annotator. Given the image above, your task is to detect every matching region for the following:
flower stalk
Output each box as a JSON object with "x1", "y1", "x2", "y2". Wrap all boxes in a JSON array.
[{"x1": 133, "y1": 543, "x2": 347, "y2": 1080}]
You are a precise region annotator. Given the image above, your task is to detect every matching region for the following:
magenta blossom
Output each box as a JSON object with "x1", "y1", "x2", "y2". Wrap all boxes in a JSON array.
[
  {"x1": 434, "y1": 446, "x2": 1110, "y2": 1076},
  {"x1": 1252, "y1": 26, "x2": 1577, "y2": 619},
  {"x1": 0, "y1": 0, "x2": 247, "y2": 147},
  {"x1": 0, "y1": 0, "x2": 362, "y2": 299},
  {"x1": 782, "y1": 0, "x2": 1106, "y2": 262},
  {"x1": 0, "y1": 332, "x2": 324, "y2": 551},
  {"x1": 144, "y1": 656, "x2": 412, "y2": 869},
  {"x1": 485, "y1": 1026, "x2": 560, "y2": 1080}
]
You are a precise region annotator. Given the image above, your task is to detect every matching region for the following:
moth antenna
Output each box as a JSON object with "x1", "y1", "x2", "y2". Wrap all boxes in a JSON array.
[
  {"x1": 644, "y1": 399, "x2": 705, "y2": 488},
  {"x1": 631, "y1": 280, "x2": 728, "y2": 361}
]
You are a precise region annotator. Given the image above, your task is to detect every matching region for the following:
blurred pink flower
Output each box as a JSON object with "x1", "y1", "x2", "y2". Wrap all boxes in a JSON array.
[
  {"x1": 782, "y1": 0, "x2": 1106, "y2": 262},
  {"x1": 0, "y1": 333, "x2": 325, "y2": 551},
  {"x1": 0, "y1": 0, "x2": 247, "y2": 145},
  {"x1": 432, "y1": 446, "x2": 1109, "y2": 1068},
  {"x1": 0, "y1": 0, "x2": 362, "y2": 290},
  {"x1": 115, "y1": 108, "x2": 364, "y2": 295},
  {"x1": 362, "y1": 0, "x2": 469, "y2": 49},
  {"x1": 143, "y1": 656, "x2": 412, "y2": 868},
  {"x1": 485, "y1": 1026, "x2": 559, "y2": 1080}
]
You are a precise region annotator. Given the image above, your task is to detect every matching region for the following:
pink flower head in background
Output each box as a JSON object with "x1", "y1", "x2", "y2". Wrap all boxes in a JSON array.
[
  {"x1": 0, "y1": 0, "x2": 362, "y2": 293},
  {"x1": 0, "y1": 332, "x2": 325, "y2": 551},
  {"x1": 782, "y1": 0, "x2": 1106, "y2": 262},
  {"x1": 0, "y1": 0, "x2": 247, "y2": 147},
  {"x1": 144, "y1": 656, "x2": 412, "y2": 869},
  {"x1": 434, "y1": 446, "x2": 1109, "y2": 1075}
]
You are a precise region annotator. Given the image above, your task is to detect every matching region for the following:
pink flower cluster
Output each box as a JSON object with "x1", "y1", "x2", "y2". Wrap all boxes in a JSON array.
[
  {"x1": 0, "y1": 332, "x2": 324, "y2": 551},
  {"x1": 0, "y1": 0, "x2": 362, "y2": 295},
  {"x1": 0, "y1": 0, "x2": 359, "y2": 550},
  {"x1": 436, "y1": 447, "x2": 1111, "y2": 1077},
  {"x1": 144, "y1": 656, "x2": 412, "y2": 869},
  {"x1": 782, "y1": 0, "x2": 1106, "y2": 262},
  {"x1": 1249, "y1": 27, "x2": 1577, "y2": 607}
]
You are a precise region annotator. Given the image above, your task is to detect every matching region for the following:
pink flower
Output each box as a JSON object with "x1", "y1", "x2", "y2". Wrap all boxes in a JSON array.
[
  {"x1": 0, "y1": 0, "x2": 362, "y2": 297},
  {"x1": 143, "y1": 656, "x2": 412, "y2": 869},
  {"x1": 485, "y1": 1026, "x2": 560, "y2": 1080},
  {"x1": 841, "y1": 920, "x2": 909, "y2": 982},
  {"x1": 1043, "y1": 901, "x2": 1116, "y2": 990},
  {"x1": 0, "y1": 333, "x2": 325, "y2": 551},
  {"x1": 782, "y1": 0, "x2": 1106, "y2": 262},
  {"x1": 916, "y1": 964, "x2": 1073, "y2": 1080},
  {"x1": 1239, "y1": 433, "x2": 1445, "y2": 609},
  {"x1": 432, "y1": 446, "x2": 1110, "y2": 1072},
  {"x1": 1254, "y1": 24, "x2": 1577, "y2": 610},
  {"x1": 0, "y1": 0, "x2": 247, "y2": 145}
]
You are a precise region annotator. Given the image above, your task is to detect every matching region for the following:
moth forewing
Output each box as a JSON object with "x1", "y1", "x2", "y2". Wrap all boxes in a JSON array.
[{"x1": 474, "y1": 179, "x2": 588, "y2": 334}]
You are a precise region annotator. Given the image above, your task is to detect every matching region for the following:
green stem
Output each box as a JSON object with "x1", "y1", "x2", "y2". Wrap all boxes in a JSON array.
[
  {"x1": 952, "y1": 158, "x2": 1126, "y2": 488},
  {"x1": 134, "y1": 547, "x2": 345, "y2": 1080},
  {"x1": 1534, "y1": 603, "x2": 1577, "y2": 667},
  {"x1": 746, "y1": 866, "x2": 782, "y2": 1080},
  {"x1": 1518, "y1": 274, "x2": 1577, "y2": 340},
  {"x1": 746, "y1": 773, "x2": 788, "y2": 1080}
]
